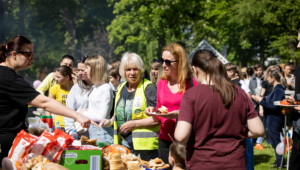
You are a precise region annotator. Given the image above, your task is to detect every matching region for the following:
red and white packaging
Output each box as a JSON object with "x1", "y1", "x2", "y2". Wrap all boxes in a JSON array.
[
  {"x1": 8, "y1": 130, "x2": 38, "y2": 163},
  {"x1": 30, "y1": 130, "x2": 57, "y2": 157},
  {"x1": 48, "y1": 129, "x2": 74, "y2": 162}
]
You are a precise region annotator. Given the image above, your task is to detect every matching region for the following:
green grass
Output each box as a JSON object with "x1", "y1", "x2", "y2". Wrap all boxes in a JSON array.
[{"x1": 254, "y1": 141, "x2": 289, "y2": 170}]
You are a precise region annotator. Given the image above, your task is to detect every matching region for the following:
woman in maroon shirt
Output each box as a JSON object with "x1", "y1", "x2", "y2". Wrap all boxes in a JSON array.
[{"x1": 175, "y1": 50, "x2": 264, "y2": 170}]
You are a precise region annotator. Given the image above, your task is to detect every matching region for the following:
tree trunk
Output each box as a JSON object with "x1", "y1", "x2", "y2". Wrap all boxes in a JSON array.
[
  {"x1": 0, "y1": 0, "x2": 4, "y2": 42},
  {"x1": 157, "y1": 36, "x2": 165, "y2": 57},
  {"x1": 62, "y1": 7, "x2": 77, "y2": 56},
  {"x1": 19, "y1": 0, "x2": 25, "y2": 35}
]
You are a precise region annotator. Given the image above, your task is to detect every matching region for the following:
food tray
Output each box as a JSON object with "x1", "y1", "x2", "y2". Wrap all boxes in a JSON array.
[{"x1": 274, "y1": 101, "x2": 299, "y2": 107}]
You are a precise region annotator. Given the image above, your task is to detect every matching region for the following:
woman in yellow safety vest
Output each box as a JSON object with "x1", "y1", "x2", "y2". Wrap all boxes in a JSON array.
[{"x1": 100, "y1": 52, "x2": 160, "y2": 161}]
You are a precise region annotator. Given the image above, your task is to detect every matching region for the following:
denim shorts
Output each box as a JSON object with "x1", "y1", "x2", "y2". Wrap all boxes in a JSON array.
[{"x1": 88, "y1": 124, "x2": 113, "y2": 144}]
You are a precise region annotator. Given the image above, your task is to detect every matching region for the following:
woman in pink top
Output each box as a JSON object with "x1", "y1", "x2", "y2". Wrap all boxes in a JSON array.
[{"x1": 145, "y1": 43, "x2": 196, "y2": 167}]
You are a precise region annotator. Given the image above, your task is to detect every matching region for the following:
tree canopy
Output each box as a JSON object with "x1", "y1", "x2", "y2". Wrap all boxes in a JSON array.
[{"x1": 1, "y1": 0, "x2": 300, "y2": 80}]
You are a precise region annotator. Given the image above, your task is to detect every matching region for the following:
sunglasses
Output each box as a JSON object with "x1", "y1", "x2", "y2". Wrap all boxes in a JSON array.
[
  {"x1": 152, "y1": 59, "x2": 160, "y2": 63},
  {"x1": 16, "y1": 50, "x2": 34, "y2": 60},
  {"x1": 159, "y1": 58, "x2": 179, "y2": 66},
  {"x1": 78, "y1": 56, "x2": 89, "y2": 63}
]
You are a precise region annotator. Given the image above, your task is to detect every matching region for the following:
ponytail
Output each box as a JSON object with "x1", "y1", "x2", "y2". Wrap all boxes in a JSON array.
[
  {"x1": 0, "y1": 43, "x2": 7, "y2": 63},
  {"x1": 192, "y1": 50, "x2": 235, "y2": 107}
]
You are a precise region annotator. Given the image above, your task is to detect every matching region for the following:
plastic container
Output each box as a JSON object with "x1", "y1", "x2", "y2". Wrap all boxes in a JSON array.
[
  {"x1": 27, "y1": 117, "x2": 49, "y2": 136},
  {"x1": 55, "y1": 121, "x2": 61, "y2": 130},
  {"x1": 45, "y1": 116, "x2": 53, "y2": 129},
  {"x1": 70, "y1": 129, "x2": 78, "y2": 140}
]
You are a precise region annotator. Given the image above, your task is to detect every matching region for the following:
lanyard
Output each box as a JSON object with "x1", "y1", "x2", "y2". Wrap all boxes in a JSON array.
[{"x1": 121, "y1": 85, "x2": 129, "y2": 122}]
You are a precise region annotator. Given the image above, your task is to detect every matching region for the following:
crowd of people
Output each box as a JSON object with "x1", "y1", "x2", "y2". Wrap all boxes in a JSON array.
[{"x1": 2, "y1": 32, "x2": 300, "y2": 170}]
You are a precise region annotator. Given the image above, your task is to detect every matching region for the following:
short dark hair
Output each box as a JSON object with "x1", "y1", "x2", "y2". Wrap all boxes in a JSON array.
[
  {"x1": 109, "y1": 67, "x2": 120, "y2": 79},
  {"x1": 62, "y1": 54, "x2": 74, "y2": 62},
  {"x1": 253, "y1": 64, "x2": 262, "y2": 71},
  {"x1": 169, "y1": 142, "x2": 186, "y2": 169},
  {"x1": 298, "y1": 28, "x2": 300, "y2": 33},
  {"x1": 247, "y1": 67, "x2": 254, "y2": 77}
]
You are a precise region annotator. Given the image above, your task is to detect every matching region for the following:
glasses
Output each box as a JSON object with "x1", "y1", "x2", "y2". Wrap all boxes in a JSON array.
[
  {"x1": 16, "y1": 50, "x2": 34, "y2": 60},
  {"x1": 159, "y1": 58, "x2": 179, "y2": 66},
  {"x1": 152, "y1": 59, "x2": 160, "y2": 63},
  {"x1": 78, "y1": 56, "x2": 88, "y2": 63}
]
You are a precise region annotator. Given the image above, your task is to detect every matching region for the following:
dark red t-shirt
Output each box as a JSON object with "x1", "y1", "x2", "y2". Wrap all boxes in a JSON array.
[{"x1": 179, "y1": 84, "x2": 257, "y2": 170}]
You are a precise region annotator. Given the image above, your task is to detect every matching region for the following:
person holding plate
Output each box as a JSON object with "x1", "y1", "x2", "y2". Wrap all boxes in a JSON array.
[{"x1": 145, "y1": 43, "x2": 197, "y2": 168}]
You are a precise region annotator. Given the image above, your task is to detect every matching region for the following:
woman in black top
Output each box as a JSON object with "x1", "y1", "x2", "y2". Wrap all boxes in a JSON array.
[{"x1": 0, "y1": 36, "x2": 91, "y2": 165}]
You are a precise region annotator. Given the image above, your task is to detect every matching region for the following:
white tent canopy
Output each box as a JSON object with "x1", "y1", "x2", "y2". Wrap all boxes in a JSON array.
[{"x1": 189, "y1": 39, "x2": 228, "y2": 64}]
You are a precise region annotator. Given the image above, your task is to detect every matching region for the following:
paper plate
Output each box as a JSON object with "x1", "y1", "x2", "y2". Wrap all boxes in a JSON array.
[
  {"x1": 149, "y1": 112, "x2": 169, "y2": 116},
  {"x1": 274, "y1": 101, "x2": 299, "y2": 107}
]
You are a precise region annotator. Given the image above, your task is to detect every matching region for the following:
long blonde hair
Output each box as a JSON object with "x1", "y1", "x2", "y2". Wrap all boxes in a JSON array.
[
  {"x1": 161, "y1": 43, "x2": 192, "y2": 93},
  {"x1": 85, "y1": 55, "x2": 108, "y2": 86}
]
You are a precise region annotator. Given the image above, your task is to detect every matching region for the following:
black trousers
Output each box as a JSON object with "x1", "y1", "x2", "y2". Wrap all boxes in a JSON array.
[
  {"x1": 158, "y1": 138, "x2": 172, "y2": 170},
  {"x1": 0, "y1": 133, "x2": 16, "y2": 168}
]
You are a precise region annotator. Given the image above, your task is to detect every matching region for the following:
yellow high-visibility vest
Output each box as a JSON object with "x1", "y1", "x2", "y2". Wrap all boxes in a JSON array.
[{"x1": 113, "y1": 79, "x2": 159, "y2": 150}]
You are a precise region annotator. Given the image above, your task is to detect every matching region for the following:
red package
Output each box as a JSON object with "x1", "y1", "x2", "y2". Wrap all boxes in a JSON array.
[
  {"x1": 51, "y1": 129, "x2": 74, "y2": 162},
  {"x1": 30, "y1": 130, "x2": 57, "y2": 157},
  {"x1": 8, "y1": 130, "x2": 38, "y2": 163}
]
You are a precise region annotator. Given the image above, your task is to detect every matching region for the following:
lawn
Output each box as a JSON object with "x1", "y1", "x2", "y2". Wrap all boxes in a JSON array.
[{"x1": 254, "y1": 141, "x2": 289, "y2": 170}]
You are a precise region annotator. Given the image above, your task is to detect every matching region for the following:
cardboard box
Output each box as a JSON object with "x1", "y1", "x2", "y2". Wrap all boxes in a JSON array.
[{"x1": 60, "y1": 149, "x2": 102, "y2": 170}]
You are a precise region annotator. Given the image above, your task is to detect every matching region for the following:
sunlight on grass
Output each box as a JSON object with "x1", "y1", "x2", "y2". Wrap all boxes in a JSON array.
[{"x1": 254, "y1": 141, "x2": 288, "y2": 170}]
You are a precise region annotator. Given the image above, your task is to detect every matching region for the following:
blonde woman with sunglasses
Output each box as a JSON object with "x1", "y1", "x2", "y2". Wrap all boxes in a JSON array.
[{"x1": 145, "y1": 43, "x2": 197, "y2": 168}]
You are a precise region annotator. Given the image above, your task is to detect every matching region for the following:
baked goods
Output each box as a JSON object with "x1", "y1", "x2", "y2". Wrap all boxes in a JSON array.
[
  {"x1": 109, "y1": 153, "x2": 124, "y2": 170},
  {"x1": 79, "y1": 135, "x2": 97, "y2": 146},
  {"x1": 143, "y1": 158, "x2": 170, "y2": 169},
  {"x1": 102, "y1": 144, "x2": 132, "y2": 170},
  {"x1": 157, "y1": 106, "x2": 168, "y2": 114},
  {"x1": 19, "y1": 155, "x2": 50, "y2": 170},
  {"x1": 127, "y1": 161, "x2": 141, "y2": 170}
]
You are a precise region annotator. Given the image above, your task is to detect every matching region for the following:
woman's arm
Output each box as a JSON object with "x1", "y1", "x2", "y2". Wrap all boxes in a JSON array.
[
  {"x1": 247, "y1": 116, "x2": 264, "y2": 138},
  {"x1": 36, "y1": 72, "x2": 54, "y2": 95},
  {"x1": 119, "y1": 116, "x2": 159, "y2": 135},
  {"x1": 260, "y1": 87, "x2": 285, "y2": 110},
  {"x1": 29, "y1": 94, "x2": 91, "y2": 128},
  {"x1": 174, "y1": 121, "x2": 192, "y2": 145}
]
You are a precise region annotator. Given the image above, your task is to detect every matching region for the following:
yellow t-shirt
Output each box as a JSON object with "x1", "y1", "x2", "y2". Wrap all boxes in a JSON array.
[{"x1": 49, "y1": 84, "x2": 70, "y2": 128}]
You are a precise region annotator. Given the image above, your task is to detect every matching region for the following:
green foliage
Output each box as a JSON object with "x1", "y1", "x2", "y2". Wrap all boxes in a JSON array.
[
  {"x1": 2, "y1": 0, "x2": 300, "y2": 79},
  {"x1": 1, "y1": 0, "x2": 114, "y2": 80},
  {"x1": 107, "y1": 0, "x2": 300, "y2": 68}
]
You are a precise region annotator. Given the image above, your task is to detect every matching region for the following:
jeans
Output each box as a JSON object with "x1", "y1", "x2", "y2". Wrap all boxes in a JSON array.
[
  {"x1": 88, "y1": 124, "x2": 113, "y2": 144},
  {"x1": 121, "y1": 134, "x2": 158, "y2": 161},
  {"x1": 266, "y1": 114, "x2": 283, "y2": 166},
  {"x1": 245, "y1": 138, "x2": 254, "y2": 170}
]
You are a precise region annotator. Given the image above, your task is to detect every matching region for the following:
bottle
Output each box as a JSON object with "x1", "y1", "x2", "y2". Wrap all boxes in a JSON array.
[
  {"x1": 55, "y1": 121, "x2": 61, "y2": 130},
  {"x1": 70, "y1": 129, "x2": 78, "y2": 140}
]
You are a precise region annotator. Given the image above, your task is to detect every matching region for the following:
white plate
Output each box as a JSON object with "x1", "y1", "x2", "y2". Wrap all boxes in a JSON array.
[
  {"x1": 274, "y1": 101, "x2": 299, "y2": 107},
  {"x1": 149, "y1": 112, "x2": 169, "y2": 116}
]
